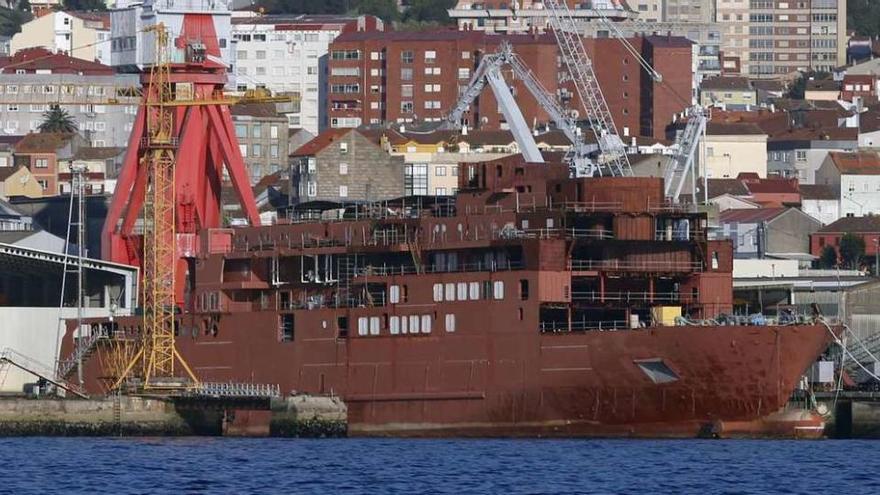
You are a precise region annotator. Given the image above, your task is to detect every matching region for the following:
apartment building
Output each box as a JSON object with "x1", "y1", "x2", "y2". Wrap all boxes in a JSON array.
[
  {"x1": 231, "y1": 103, "x2": 290, "y2": 184},
  {"x1": 11, "y1": 11, "x2": 111, "y2": 65},
  {"x1": 717, "y1": 0, "x2": 847, "y2": 77},
  {"x1": 326, "y1": 31, "x2": 693, "y2": 140},
  {"x1": 13, "y1": 132, "x2": 87, "y2": 195},
  {"x1": 447, "y1": 0, "x2": 632, "y2": 33},
  {"x1": 0, "y1": 48, "x2": 139, "y2": 147},
  {"x1": 230, "y1": 14, "x2": 384, "y2": 134},
  {"x1": 664, "y1": 0, "x2": 715, "y2": 23}
]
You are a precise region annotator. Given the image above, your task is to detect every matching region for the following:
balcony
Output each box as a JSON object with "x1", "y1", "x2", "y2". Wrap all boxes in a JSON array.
[{"x1": 570, "y1": 290, "x2": 696, "y2": 303}]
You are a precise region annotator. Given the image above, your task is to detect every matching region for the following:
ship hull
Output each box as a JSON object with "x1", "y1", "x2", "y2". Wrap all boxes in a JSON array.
[{"x1": 63, "y1": 311, "x2": 832, "y2": 439}]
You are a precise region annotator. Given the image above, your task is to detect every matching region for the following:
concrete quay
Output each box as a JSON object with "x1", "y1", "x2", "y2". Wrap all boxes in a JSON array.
[{"x1": 0, "y1": 395, "x2": 347, "y2": 437}]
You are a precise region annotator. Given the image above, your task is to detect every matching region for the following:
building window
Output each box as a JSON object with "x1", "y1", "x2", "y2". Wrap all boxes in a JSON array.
[
  {"x1": 35, "y1": 158, "x2": 48, "y2": 168},
  {"x1": 435, "y1": 166, "x2": 446, "y2": 176},
  {"x1": 256, "y1": 50, "x2": 266, "y2": 59},
  {"x1": 405, "y1": 163, "x2": 428, "y2": 195},
  {"x1": 458, "y1": 68, "x2": 470, "y2": 80},
  {"x1": 37, "y1": 179, "x2": 48, "y2": 190},
  {"x1": 252, "y1": 124, "x2": 262, "y2": 139},
  {"x1": 401, "y1": 68, "x2": 413, "y2": 81},
  {"x1": 424, "y1": 50, "x2": 436, "y2": 63},
  {"x1": 307, "y1": 181, "x2": 317, "y2": 197},
  {"x1": 401, "y1": 50, "x2": 414, "y2": 64},
  {"x1": 270, "y1": 125, "x2": 278, "y2": 139},
  {"x1": 252, "y1": 144, "x2": 262, "y2": 157},
  {"x1": 435, "y1": 187, "x2": 447, "y2": 196},
  {"x1": 339, "y1": 162, "x2": 348, "y2": 175},
  {"x1": 235, "y1": 123, "x2": 247, "y2": 138},
  {"x1": 270, "y1": 144, "x2": 279, "y2": 158},
  {"x1": 339, "y1": 185, "x2": 348, "y2": 198},
  {"x1": 401, "y1": 101, "x2": 413, "y2": 114}
]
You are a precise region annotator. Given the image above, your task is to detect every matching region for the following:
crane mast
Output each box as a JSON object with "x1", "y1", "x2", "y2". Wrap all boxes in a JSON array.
[{"x1": 543, "y1": 0, "x2": 632, "y2": 177}]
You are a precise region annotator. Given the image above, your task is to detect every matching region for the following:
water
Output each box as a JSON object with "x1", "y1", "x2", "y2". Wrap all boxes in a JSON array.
[{"x1": 0, "y1": 438, "x2": 877, "y2": 494}]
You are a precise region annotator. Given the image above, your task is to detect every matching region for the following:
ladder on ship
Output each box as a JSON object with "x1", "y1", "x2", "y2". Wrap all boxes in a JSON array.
[
  {"x1": 406, "y1": 226, "x2": 425, "y2": 275},
  {"x1": 337, "y1": 254, "x2": 357, "y2": 307}
]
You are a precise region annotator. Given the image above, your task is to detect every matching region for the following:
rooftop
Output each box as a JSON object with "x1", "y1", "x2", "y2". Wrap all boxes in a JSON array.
[
  {"x1": 744, "y1": 178, "x2": 799, "y2": 195},
  {"x1": 719, "y1": 207, "x2": 790, "y2": 224},
  {"x1": 701, "y1": 76, "x2": 752, "y2": 91},
  {"x1": 805, "y1": 79, "x2": 841, "y2": 92},
  {"x1": 72, "y1": 147, "x2": 125, "y2": 161},
  {"x1": 0, "y1": 47, "x2": 113, "y2": 75},
  {"x1": 15, "y1": 133, "x2": 76, "y2": 154},
  {"x1": 291, "y1": 128, "x2": 353, "y2": 156},
  {"x1": 828, "y1": 151, "x2": 880, "y2": 175},
  {"x1": 706, "y1": 122, "x2": 766, "y2": 136},
  {"x1": 799, "y1": 184, "x2": 838, "y2": 200},
  {"x1": 818, "y1": 216, "x2": 880, "y2": 233},
  {"x1": 231, "y1": 102, "x2": 283, "y2": 119}
]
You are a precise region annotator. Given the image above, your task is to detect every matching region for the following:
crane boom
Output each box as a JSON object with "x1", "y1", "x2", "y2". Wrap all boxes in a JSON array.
[
  {"x1": 544, "y1": 0, "x2": 632, "y2": 177},
  {"x1": 444, "y1": 42, "x2": 597, "y2": 175}
]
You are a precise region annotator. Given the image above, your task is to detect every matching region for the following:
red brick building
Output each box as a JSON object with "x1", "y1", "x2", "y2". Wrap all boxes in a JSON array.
[
  {"x1": 810, "y1": 216, "x2": 880, "y2": 261},
  {"x1": 326, "y1": 31, "x2": 692, "y2": 140}
]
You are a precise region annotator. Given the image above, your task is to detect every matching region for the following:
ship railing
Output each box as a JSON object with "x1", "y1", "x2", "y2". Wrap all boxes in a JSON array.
[
  {"x1": 514, "y1": 228, "x2": 613, "y2": 240},
  {"x1": 648, "y1": 201, "x2": 699, "y2": 213},
  {"x1": 654, "y1": 229, "x2": 707, "y2": 242},
  {"x1": 538, "y1": 320, "x2": 629, "y2": 333},
  {"x1": 570, "y1": 290, "x2": 696, "y2": 303},
  {"x1": 560, "y1": 201, "x2": 624, "y2": 213},
  {"x1": 189, "y1": 382, "x2": 281, "y2": 399},
  {"x1": 569, "y1": 259, "x2": 703, "y2": 273},
  {"x1": 464, "y1": 203, "x2": 553, "y2": 215},
  {"x1": 357, "y1": 260, "x2": 523, "y2": 277}
]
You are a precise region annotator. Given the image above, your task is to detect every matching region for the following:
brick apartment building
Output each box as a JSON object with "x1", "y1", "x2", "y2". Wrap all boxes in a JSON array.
[{"x1": 326, "y1": 30, "x2": 693, "y2": 140}]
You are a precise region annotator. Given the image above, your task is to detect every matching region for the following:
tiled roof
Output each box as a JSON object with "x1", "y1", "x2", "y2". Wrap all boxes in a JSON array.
[
  {"x1": 707, "y1": 122, "x2": 766, "y2": 136},
  {"x1": 744, "y1": 178, "x2": 799, "y2": 195},
  {"x1": 860, "y1": 106, "x2": 880, "y2": 133},
  {"x1": 0, "y1": 47, "x2": 113, "y2": 75},
  {"x1": 14, "y1": 132, "x2": 75, "y2": 154},
  {"x1": 701, "y1": 76, "x2": 752, "y2": 91},
  {"x1": 720, "y1": 207, "x2": 789, "y2": 224},
  {"x1": 828, "y1": 151, "x2": 880, "y2": 175},
  {"x1": 230, "y1": 103, "x2": 282, "y2": 119},
  {"x1": 73, "y1": 147, "x2": 125, "y2": 161},
  {"x1": 0, "y1": 165, "x2": 24, "y2": 182},
  {"x1": 699, "y1": 178, "x2": 751, "y2": 199},
  {"x1": 765, "y1": 126, "x2": 858, "y2": 142},
  {"x1": 291, "y1": 128, "x2": 353, "y2": 156},
  {"x1": 818, "y1": 215, "x2": 880, "y2": 233},
  {"x1": 799, "y1": 184, "x2": 838, "y2": 200},
  {"x1": 642, "y1": 35, "x2": 694, "y2": 48},
  {"x1": 67, "y1": 11, "x2": 111, "y2": 30},
  {"x1": 751, "y1": 79, "x2": 787, "y2": 92},
  {"x1": 805, "y1": 79, "x2": 841, "y2": 92},
  {"x1": 334, "y1": 29, "x2": 556, "y2": 45}
]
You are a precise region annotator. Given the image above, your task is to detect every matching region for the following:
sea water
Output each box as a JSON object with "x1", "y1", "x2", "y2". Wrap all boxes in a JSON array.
[{"x1": 0, "y1": 437, "x2": 877, "y2": 494}]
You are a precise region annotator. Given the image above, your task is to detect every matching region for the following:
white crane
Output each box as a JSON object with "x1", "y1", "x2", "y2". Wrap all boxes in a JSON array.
[
  {"x1": 443, "y1": 42, "x2": 597, "y2": 176},
  {"x1": 543, "y1": 0, "x2": 632, "y2": 177},
  {"x1": 591, "y1": 6, "x2": 709, "y2": 203}
]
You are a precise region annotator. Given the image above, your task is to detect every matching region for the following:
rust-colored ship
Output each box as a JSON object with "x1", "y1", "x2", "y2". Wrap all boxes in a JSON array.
[{"x1": 63, "y1": 157, "x2": 832, "y2": 438}]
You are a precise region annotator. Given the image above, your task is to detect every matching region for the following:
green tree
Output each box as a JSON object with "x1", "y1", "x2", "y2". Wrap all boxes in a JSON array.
[
  {"x1": 402, "y1": 0, "x2": 455, "y2": 24},
  {"x1": 839, "y1": 233, "x2": 866, "y2": 270},
  {"x1": 356, "y1": 0, "x2": 399, "y2": 22},
  {"x1": 15, "y1": 0, "x2": 29, "y2": 12},
  {"x1": 819, "y1": 245, "x2": 838, "y2": 269},
  {"x1": 0, "y1": 6, "x2": 32, "y2": 37},
  {"x1": 38, "y1": 106, "x2": 78, "y2": 134},
  {"x1": 62, "y1": 0, "x2": 106, "y2": 10},
  {"x1": 848, "y1": 0, "x2": 880, "y2": 37}
]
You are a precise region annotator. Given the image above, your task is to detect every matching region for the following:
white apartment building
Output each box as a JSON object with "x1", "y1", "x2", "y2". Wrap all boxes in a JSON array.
[
  {"x1": 716, "y1": 0, "x2": 847, "y2": 77},
  {"x1": 230, "y1": 15, "x2": 383, "y2": 135},
  {"x1": 447, "y1": 0, "x2": 632, "y2": 32},
  {"x1": 11, "y1": 11, "x2": 111, "y2": 65}
]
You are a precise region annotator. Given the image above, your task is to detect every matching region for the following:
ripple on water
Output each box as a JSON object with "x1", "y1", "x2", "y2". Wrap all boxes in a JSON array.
[{"x1": 0, "y1": 438, "x2": 877, "y2": 494}]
